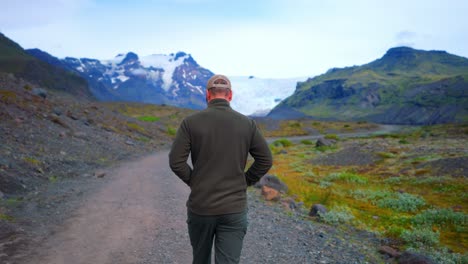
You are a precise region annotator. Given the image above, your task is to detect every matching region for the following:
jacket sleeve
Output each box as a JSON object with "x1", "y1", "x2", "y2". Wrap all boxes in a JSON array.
[
  {"x1": 169, "y1": 120, "x2": 192, "y2": 186},
  {"x1": 245, "y1": 121, "x2": 273, "y2": 186}
]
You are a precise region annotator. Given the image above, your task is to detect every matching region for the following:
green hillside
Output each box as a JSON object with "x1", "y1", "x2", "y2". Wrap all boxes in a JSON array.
[
  {"x1": 0, "y1": 33, "x2": 92, "y2": 98},
  {"x1": 269, "y1": 47, "x2": 468, "y2": 124}
]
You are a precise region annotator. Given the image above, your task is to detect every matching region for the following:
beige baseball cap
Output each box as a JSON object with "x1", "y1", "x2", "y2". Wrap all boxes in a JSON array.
[{"x1": 206, "y1": 74, "x2": 231, "y2": 90}]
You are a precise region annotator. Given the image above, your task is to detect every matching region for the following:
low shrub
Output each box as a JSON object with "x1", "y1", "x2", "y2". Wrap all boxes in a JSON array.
[
  {"x1": 383, "y1": 177, "x2": 404, "y2": 184},
  {"x1": 137, "y1": 116, "x2": 160, "y2": 122},
  {"x1": 320, "y1": 205, "x2": 355, "y2": 225},
  {"x1": 378, "y1": 152, "x2": 396, "y2": 159},
  {"x1": 410, "y1": 176, "x2": 450, "y2": 185},
  {"x1": 127, "y1": 122, "x2": 146, "y2": 133},
  {"x1": 272, "y1": 138, "x2": 293, "y2": 147},
  {"x1": 167, "y1": 126, "x2": 177, "y2": 136},
  {"x1": 324, "y1": 172, "x2": 368, "y2": 184},
  {"x1": 377, "y1": 192, "x2": 426, "y2": 212},
  {"x1": 300, "y1": 139, "x2": 313, "y2": 145},
  {"x1": 401, "y1": 227, "x2": 440, "y2": 247},
  {"x1": 350, "y1": 189, "x2": 393, "y2": 202},
  {"x1": 324, "y1": 134, "x2": 339, "y2": 140},
  {"x1": 412, "y1": 208, "x2": 467, "y2": 227},
  {"x1": 399, "y1": 139, "x2": 410, "y2": 144}
]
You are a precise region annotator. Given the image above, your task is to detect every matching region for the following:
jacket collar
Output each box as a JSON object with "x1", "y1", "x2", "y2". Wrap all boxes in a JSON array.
[{"x1": 208, "y1": 98, "x2": 231, "y2": 109}]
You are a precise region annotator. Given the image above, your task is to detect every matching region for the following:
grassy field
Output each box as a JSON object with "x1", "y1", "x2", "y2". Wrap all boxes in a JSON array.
[
  {"x1": 268, "y1": 124, "x2": 467, "y2": 261},
  {"x1": 255, "y1": 118, "x2": 379, "y2": 137}
]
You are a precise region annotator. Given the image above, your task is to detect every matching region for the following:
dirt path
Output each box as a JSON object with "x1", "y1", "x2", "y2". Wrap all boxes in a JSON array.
[
  {"x1": 17, "y1": 145, "x2": 384, "y2": 264},
  {"x1": 25, "y1": 152, "x2": 192, "y2": 264}
]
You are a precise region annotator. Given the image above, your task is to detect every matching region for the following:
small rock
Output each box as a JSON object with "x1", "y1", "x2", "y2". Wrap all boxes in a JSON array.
[
  {"x1": 398, "y1": 251, "x2": 435, "y2": 264},
  {"x1": 73, "y1": 132, "x2": 87, "y2": 139},
  {"x1": 59, "y1": 131, "x2": 67, "y2": 138},
  {"x1": 53, "y1": 107, "x2": 63, "y2": 116},
  {"x1": 255, "y1": 174, "x2": 288, "y2": 193},
  {"x1": 0, "y1": 158, "x2": 9, "y2": 168},
  {"x1": 316, "y1": 138, "x2": 334, "y2": 147},
  {"x1": 261, "y1": 186, "x2": 280, "y2": 201},
  {"x1": 36, "y1": 168, "x2": 44, "y2": 174},
  {"x1": 278, "y1": 149, "x2": 288, "y2": 154},
  {"x1": 372, "y1": 215, "x2": 380, "y2": 220},
  {"x1": 32, "y1": 88, "x2": 47, "y2": 99},
  {"x1": 66, "y1": 111, "x2": 79, "y2": 120},
  {"x1": 60, "y1": 151, "x2": 66, "y2": 155},
  {"x1": 51, "y1": 116, "x2": 70, "y2": 129},
  {"x1": 0, "y1": 191, "x2": 4, "y2": 199},
  {"x1": 126, "y1": 140, "x2": 135, "y2": 146},
  {"x1": 378, "y1": 245, "x2": 401, "y2": 258},
  {"x1": 95, "y1": 171, "x2": 106, "y2": 178},
  {"x1": 309, "y1": 204, "x2": 327, "y2": 217}
]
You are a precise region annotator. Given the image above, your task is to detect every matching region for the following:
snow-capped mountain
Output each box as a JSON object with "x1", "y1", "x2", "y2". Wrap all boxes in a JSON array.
[
  {"x1": 27, "y1": 49, "x2": 305, "y2": 115},
  {"x1": 27, "y1": 50, "x2": 213, "y2": 109},
  {"x1": 229, "y1": 76, "x2": 306, "y2": 116}
]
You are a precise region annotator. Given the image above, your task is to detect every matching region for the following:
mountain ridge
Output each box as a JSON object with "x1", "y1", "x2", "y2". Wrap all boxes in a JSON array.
[
  {"x1": 268, "y1": 46, "x2": 468, "y2": 124},
  {"x1": 0, "y1": 33, "x2": 92, "y2": 98}
]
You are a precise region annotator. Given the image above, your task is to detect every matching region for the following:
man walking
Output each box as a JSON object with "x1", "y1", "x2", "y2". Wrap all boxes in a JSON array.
[{"x1": 169, "y1": 74, "x2": 273, "y2": 264}]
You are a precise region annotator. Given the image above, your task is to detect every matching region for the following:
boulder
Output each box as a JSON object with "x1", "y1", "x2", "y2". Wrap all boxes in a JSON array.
[
  {"x1": 309, "y1": 204, "x2": 327, "y2": 217},
  {"x1": 398, "y1": 252, "x2": 435, "y2": 264},
  {"x1": 378, "y1": 245, "x2": 401, "y2": 258},
  {"x1": 255, "y1": 175, "x2": 288, "y2": 193},
  {"x1": 95, "y1": 171, "x2": 106, "y2": 178},
  {"x1": 261, "y1": 186, "x2": 280, "y2": 201},
  {"x1": 278, "y1": 149, "x2": 288, "y2": 155},
  {"x1": 316, "y1": 138, "x2": 334, "y2": 147}
]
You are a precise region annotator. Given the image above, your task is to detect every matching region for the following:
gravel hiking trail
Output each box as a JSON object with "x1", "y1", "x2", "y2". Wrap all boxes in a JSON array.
[
  {"x1": 25, "y1": 152, "x2": 192, "y2": 264},
  {"x1": 17, "y1": 128, "x2": 393, "y2": 264}
]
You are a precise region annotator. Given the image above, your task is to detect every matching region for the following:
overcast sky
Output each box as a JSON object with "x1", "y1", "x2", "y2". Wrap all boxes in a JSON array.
[{"x1": 1, "y1": 0, "x2": 467, "y2": 78}]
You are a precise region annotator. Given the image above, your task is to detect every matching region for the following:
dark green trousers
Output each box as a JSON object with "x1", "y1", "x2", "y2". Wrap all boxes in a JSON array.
[{"x1": 187, "y1": 209, "x2": 248, "y2": 264}]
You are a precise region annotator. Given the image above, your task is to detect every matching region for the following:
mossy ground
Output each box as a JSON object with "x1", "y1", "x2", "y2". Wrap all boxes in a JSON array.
[{"x1": 268, "y1": 124, "x2": 467, "y2": 254}]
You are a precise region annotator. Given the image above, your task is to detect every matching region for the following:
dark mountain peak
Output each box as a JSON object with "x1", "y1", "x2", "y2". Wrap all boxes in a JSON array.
[
  {"x1": 174, "y1": 51, "x2": 187, "y2": 60},
  {"x1": 179, "y1": 53, "x2": 199, "y2": 67},
  {"x1": 0, "y1": 32, "x2": 29, "y2": 58},
  {"x1": 119, "y1": 52, "x2": 139, "y2": 65},
  {"x1": 26, "y1": 48, "x2": 64, "y2": 68},
  {"x1": 382, "y1": 46, "x2": 417, "y2": 60}
]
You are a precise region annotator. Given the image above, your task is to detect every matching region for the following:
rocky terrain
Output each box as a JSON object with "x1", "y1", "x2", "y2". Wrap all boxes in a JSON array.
[
  {"x1": 0, "y1": 71, "x2": 190, "y2": 261},
  {"x1": 0, "y1": 72, "x2": 390, "y2": 264}
]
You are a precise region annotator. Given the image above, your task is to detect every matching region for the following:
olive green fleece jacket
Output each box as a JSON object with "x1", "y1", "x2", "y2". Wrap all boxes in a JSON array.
[{"x1": 169, "y1": 98, "x2": 273, "y2": 215}]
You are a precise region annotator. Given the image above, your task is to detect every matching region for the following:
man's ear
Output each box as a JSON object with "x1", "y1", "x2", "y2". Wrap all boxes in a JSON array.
[
  {"x1": 206, "y1": 90, "x2": 211, "y2": 102},
  {"x1": 227, "y1": 90, "x2": 233, "y2": 102}
]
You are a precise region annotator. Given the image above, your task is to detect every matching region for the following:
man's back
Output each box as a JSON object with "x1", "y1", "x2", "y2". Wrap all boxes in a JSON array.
[
  {"x1": 169, "y1": 98, "x2": 272, "y2": 215},
  {"x1": 168, "y1": 74, "x2": 272, "y2": 264}
]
